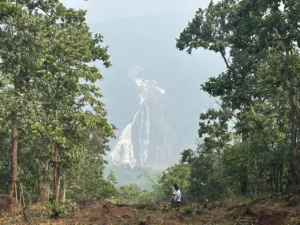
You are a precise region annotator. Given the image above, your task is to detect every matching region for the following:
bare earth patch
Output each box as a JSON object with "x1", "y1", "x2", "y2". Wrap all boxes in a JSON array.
[{"x1": 2, "y1": 198, "x2": 300, "y2": 224}]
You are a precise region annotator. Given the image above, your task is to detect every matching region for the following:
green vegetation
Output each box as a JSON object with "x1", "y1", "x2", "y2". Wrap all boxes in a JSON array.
[
  {"x1": 49, "y1": 201, "x2": 66, "y2": 218},
  {"x1": 174, "y1": 0, "x2": 300, "y2": 202},
  {"x1": 104, "y1": 164, "x2": 159, "y2": 189},
  {"x1": 0, "y1": 0, "x2": 114, "y2": 204},
  {"x1": 1, "y1": 1, "x2": 300, "y2": 225}
]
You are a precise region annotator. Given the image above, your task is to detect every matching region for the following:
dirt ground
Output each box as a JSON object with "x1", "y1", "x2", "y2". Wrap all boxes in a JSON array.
[{"x1": 1, "y1": 197, "x2": 300, "y2": 225}]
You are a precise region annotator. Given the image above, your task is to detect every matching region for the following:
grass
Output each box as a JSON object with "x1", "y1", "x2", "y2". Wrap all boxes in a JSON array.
[{"x1": 2, "y1": 195, "x2": 300, "y2": 224}]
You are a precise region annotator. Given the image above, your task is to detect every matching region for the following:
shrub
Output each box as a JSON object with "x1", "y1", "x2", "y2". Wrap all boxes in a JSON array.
[
  {"x1": 49, "y1": 201, "x2": 66, "y2": 218},
  {"x1": 183, "y1": 207, "x2": 193, "y2": 215}
]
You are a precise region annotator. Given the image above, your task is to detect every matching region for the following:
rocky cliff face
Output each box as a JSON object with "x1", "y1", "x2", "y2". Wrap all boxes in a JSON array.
[
  {"x1": 94, "y1": 12, "x2": 225, "y2": 169},
  {"x1": 109, "y1": 67, "x2": 176, "y2": 167}
]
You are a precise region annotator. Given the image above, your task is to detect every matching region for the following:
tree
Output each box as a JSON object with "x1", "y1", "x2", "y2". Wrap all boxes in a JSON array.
[
  {"x1": 0, "y1": 0, "x2": 48, "y2": 197},
  {"x1": 176, "y1": 0, "x2": 300, "y2": 185},
  {"x1": 180, "y1": 108, "x2": 232, "y2": 200},
  {"x1": 107, "y1": 170, "x2": 117, "y2": 186},
  {"x1": 37, "y1": 4, "x2": 113, "y2": 201},
  {"x1": 160, "y1": 162, "x2": 190, "y2": 198},
  {"x1": 0, "y1": 0, "x2": 114, "y2": 203},
  {"x1": 226, "y1": 0, "x2": 300, "y2": 183}
]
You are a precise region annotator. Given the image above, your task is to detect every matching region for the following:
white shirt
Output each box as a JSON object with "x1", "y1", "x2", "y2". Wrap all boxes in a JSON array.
[
  {"x1": 175, "y1": 189, "x2": 181, "y2": 202},
  {"x1": 172, "y1": 189, "x2": 176, "y2": 200}
]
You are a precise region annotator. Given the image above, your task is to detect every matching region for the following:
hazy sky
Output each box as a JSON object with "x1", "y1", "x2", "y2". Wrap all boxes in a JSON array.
[{"x1": 61, "y1": 0, "x2": 211, "y2": 24}]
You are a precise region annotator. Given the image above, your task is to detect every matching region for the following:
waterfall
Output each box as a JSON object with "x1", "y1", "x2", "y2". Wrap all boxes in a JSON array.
[
  {"x1": 110, "y1": 66, "x2": 166, "y2": 167},
  {"x1": 139, "y1": 98, "x2": 150, "y2": 166},
  {"x1": 110, "y1": 108, "x2": 141, "y2": 168}
]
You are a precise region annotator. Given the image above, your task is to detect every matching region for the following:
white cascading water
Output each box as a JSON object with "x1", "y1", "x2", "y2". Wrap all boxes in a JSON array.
[{"x1": 110, "y1": 66, "x2": 166, "y2": 168}]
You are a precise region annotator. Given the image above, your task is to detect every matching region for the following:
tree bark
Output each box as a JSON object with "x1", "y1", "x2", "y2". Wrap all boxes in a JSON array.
[
  {"x1": 8, "y1": 115, "x2": 18, "y2": 197},
  {"x1": 240, "y1": 121, "x2": 248, "y2": 195},
  {"x1": 38, "y1": 162, "x2": 48, "y2": 203},
  {"x1": 39, "y1": 182, "x2": 47, "y2": 203},
  {"x1": 20, "y1": 182, "x2": 25, "y2": 207},
  {"x1": 282, "y1": 47, "x2": 300, "y2": 184},
  {"x1": 15, "y1": 181, "x2": 18, "y2": 203},
  {"x1": 53, "y1": 144, "x2": 60, "y2": 202},
  {"x1": 289, "y1": 91, "x2": 299, "y2": 183},
  {"x1": 61, "y1": 178, "x2": 66, "y2": 204}
]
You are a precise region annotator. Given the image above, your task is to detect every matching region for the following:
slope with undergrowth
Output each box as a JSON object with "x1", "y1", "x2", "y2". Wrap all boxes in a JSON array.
[{"x1": 2, "y1": 195, "x2": 300, "y2": 225}]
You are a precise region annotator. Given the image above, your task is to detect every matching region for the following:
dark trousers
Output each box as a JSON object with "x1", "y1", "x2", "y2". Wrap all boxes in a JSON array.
[
  {"x1": 175, "y1": 201, "x2": 180, "y2": 211},
  {"x1": 171, "y1": 199, "x2": 180, "y2": 211}
]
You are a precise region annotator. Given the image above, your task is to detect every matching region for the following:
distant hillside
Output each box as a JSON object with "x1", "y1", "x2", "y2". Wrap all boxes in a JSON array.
[{"x1": 91, "y1": 12, "x2": 225, "y2": 168}]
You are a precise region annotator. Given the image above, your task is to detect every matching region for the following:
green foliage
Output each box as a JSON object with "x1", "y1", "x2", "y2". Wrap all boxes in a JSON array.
[
  {"x1": 139, "y1": 173, "x2": 166, "y2": 202},
  {"x1": 115, "y1": 184, "x2": 146, "y2": 204},
  {"x1": 182, "y1": 146, "x2": 228, "y2": 202},
  {"x1": 49, "y1": 201, "x2": 66, "y2": 218},
  {"x1": 104, "y1": 164, "x2": 158, "y2": 189},
  {"x1": 0, "y1": 0, "x2": 114, "y2": 203},
  {"x1": 287, "y1": 195, "x2": 300, "y2": 207},
  {"x1": 2, "y1": 0, "x2": 300, "y2": 208},
  {"x1": 174, "y1": 0, "x2": 300, "y2": 202},
  {"x1": 160, "y1": 163, "x2": 191, "y2": 198},
  {"x1": 107, "y1": 169, "x2": 117, "y2": 185},
  {"x1": 183, "y1": 207, "x2": 193, "y2": 215},
  {"x1": 66, "y1": 144, "x2": 117, "y2": 200},
  {"x1": 112, "y1": 173, "x2": 166, "y2": 205}
]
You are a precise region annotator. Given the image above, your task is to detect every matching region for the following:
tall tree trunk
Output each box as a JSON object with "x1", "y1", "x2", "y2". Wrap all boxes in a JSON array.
[
  {"x1": 15, "y1": 181, "x2": 18, "y2": 203},
  {"x1": 279, "y1": 164, "x2": 283, "y2": 192},
  {"x1": 283, "y1": 48, "x2": 300, "y2": 183},
  {"x1": 39, "y1": 182, "x2": 47, "y2": 203},
  {"x1": 254, "y1": 158, "x2": 259, "y2": 195},
  {"x1": 9, "y1": 65, "x2": 21, "y2": 197},
  {"x1": 275, "y1": 165, "x2": 279, "y2": 192},
  {"x1": 38, "y1": 162, "x2": 48, "y2": 203},
  {"x1": 240, "y1": 174, "x2": 248, "y2": 195},
  {"x1": 8, "y1": 115, "x2": 18, "y2": 197},
  {"x1": 20, "y1": 182, "x2": 25, "y2": 207},
  {"x1": 240, "y1": 122, "x2": 248, "y2": 195},
  {"x1": 289, "y1": 91, "x2": 299, "y2": 183},
  {"x1": 53, "y1": 144, "x2": 60, "y2": 202},
  {"x1": 61, "y1": 178, "x2": 66, "y2": 204}
]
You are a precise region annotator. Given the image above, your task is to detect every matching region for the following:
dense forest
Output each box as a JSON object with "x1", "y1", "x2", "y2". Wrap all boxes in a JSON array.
[
  {"x1": 0, "y1": 0, "x2": 116, "y2": 203},
  {"x1": 1, "y1": 0, "x2": 300, "y2": 219},
  {"x1": 174, "y1": 0, "x2": 300, "y2": 201}
]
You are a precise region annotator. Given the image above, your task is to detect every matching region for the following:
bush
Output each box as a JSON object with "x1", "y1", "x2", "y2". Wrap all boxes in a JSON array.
[
  {"x1": 287, "y1": 194, "x2": 300, "y2": 207},
  {"x1": 183, "y1": 207, "x2": 193, "y2": 215},
  {"x1": 49, "y1": 201, "x2": 66, "y2": 218}
]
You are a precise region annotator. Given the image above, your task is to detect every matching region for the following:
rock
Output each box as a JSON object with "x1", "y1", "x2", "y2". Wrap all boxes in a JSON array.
[
  {"x1": 139, "y1": 216, "x2": 151, "y2": 225},
  {"x1": 0, "y1": 194, "x2": 17, "y2": 213}
]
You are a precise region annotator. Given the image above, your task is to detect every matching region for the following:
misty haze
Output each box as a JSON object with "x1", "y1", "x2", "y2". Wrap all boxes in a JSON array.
[
  {"x1": 61, "y1": 0, "x2": 224, "y2": 170},
  {"x1": 1, "y1": 0, "x2": 298, "y2": 224}
]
